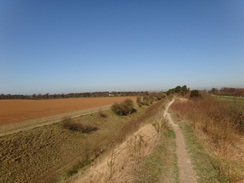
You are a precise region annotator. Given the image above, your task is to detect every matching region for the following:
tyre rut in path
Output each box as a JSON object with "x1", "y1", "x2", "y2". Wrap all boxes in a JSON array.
[{"x1": 164, "y1": 99, "x2": 197, "y2": 183}]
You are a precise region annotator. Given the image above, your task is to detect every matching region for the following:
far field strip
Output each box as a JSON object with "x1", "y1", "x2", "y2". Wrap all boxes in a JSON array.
[
  {"x1": 0, "y1": 97, "x2": 136, "y2": 125},
  {"x1": 164, "y1": 99, "x2": 198, "y2": 183},
  {"x1": 0, "y1": 104, "x2": 111, "y2": 137}
]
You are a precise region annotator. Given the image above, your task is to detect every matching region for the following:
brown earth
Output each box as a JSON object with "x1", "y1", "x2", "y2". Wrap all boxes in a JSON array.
[{"x1": 0, "y1": 97, "x2": 136, "y2": 125}]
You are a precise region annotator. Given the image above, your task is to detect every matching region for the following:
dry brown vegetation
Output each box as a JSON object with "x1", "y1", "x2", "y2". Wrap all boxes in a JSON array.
[
  {"x1": 0, "y1": 97, "x2": 167, "y2": 183},
  {"x1": 68, "y1": 99, "x2": 168, "y2": 183},
  {"x1": 0, "y1": 96, "x2": 136, "y2": 125},
  {"x1": 170, "y1": 94, "x2": 244, "y2": 182}
]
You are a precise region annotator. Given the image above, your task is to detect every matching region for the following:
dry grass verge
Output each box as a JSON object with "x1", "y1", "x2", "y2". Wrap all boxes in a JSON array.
[{"x1": 170, "y1": 95, "x2": 244, "y2": 182}]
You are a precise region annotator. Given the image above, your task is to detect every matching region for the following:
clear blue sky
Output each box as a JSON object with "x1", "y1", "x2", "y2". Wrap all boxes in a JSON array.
[{"x1": 1, "y1": 0, "x2": 244, "y2": 94}]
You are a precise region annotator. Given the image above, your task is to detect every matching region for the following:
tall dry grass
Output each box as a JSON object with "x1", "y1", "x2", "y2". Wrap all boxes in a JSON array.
[{"x1": 170, "y1": 94, "x2": 244, "y2": 182}]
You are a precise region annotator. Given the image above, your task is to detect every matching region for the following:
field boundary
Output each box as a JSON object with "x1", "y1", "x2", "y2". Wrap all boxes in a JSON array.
[{"x1": 0, "y1": 104, "x2": 111, "y2": 137}]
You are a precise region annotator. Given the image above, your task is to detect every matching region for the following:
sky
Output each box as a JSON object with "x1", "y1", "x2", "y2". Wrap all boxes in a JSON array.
[{"x1": 0, "y1": 0, "x2": 244, "y2": 94}]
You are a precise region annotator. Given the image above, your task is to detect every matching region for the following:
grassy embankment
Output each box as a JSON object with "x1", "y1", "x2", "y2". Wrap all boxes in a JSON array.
[
  {"x1": 0, "y1": 97, "x2": 167, "y2": 183},
  {"x1": 170, "y1": 94, "x2": 244, "y2": 183},
  {"x1": 67, "y1": 97, "x2": 179, "y2": 183},
  {"x1": 135, "y1": 122, "x2": 179, "y2": 183}
]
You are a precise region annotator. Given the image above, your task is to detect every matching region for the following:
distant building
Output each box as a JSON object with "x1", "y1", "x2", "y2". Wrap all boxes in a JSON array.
[{"x1": 109, "y1": 93, "x2": 114, "y2": 97}]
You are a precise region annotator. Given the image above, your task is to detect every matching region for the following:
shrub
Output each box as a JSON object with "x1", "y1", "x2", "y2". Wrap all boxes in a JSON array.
[
  {"x1": 142, "y1": 95, "x2": 155, "y2": 105},
  {"x1": 190, "y1": 90, "x2": 201, "y2": 98},
  {"x1": 111, "y1": 99, "x2": 135, "y2": 115},
  {"x1": 61, "y1": 117, "x2": 98, "y2": 133}
]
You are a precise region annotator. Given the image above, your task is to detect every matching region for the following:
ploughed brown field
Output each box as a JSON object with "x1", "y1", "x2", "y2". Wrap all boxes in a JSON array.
[{"x1": 0, "y1": 97, "x2": 136, "y2": 125}]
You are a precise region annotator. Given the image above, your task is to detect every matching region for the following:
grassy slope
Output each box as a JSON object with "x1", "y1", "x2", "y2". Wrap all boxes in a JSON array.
[
  {"x1": 0, "y1": 99, "x2": 167, "y2": 183},
  {"x1": 0, "y1": 107, "x2": 142, "y2": 183}
]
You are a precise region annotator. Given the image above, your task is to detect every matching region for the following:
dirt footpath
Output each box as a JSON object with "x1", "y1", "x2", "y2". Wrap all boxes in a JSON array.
[{"x1": 164, "y1": 99, "x2": 197, "y2": 183}]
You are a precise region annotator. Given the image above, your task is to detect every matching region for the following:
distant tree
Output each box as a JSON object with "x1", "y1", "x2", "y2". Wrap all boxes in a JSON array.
[
  {"x1": 166, "y1": 85, "x2": 189, "y2": 96},
  {"x1": 181, "y1": 85, "x2": 188, "y2": 95},
  {"x1": 175, "y1": 86, "x2": 181, "y2": 93},
  {"x1": 209, "y1": 88, "x2": 218, "y2": 95}
]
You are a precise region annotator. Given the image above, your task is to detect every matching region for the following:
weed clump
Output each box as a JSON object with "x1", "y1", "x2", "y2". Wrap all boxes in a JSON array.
[
  {"x1": 99, "y1": 110, "x2": 108, "y2": 118},
  {"x1": 61, "y1": 117, "x2": 98, "y2": 133}
]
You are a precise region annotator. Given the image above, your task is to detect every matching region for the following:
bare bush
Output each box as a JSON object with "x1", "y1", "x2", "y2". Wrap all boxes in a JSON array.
[{"x1": 61, "y1": 117, "x2": 99, "y2": 133}]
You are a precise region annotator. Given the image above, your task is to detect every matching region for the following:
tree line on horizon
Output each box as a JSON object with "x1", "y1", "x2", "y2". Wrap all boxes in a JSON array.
[
  {"x1": 209, "y1": 87, "x2": 244, "y2": 97},
  {"x1": 0, "y1": 91, "x2": 149, "y2": 100}
]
